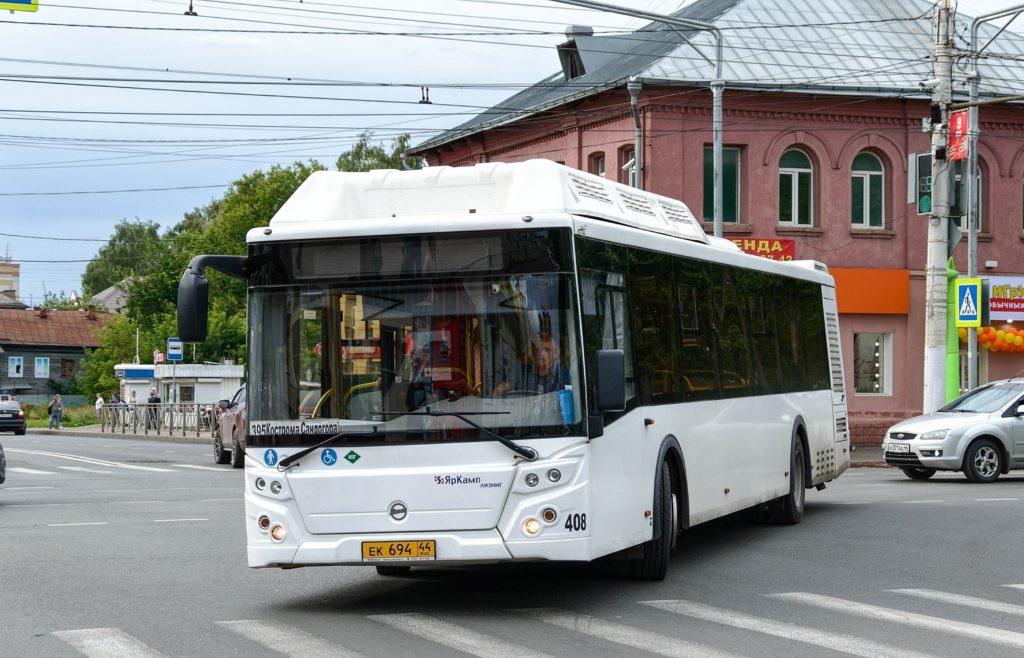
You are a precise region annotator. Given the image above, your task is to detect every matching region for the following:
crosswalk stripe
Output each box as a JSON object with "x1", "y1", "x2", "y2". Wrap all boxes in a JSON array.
[
  {"x1": 174, "y1": 464, "x2": 227, "y2": 471},
  {"x1": 770, "y1": 592, "x2": 1024, "y2": 650},
  {"x1": 1005, "y1": 584, "x2": 1024, "y2": 591},
  {"x1": 519, "y1": 607, "x2": 740, "y2": 658},
  {"x1": 369, "y1": 613, "x2": 554, "y2": 658},
  {"x1": 642, "y1": 599, "x2": 936, "y2": 658},
  {"x1": 9, "y1": 467, "x2": 56, "y2": 475},
  {"x1": 890, "y1": 588, "x2": 1024, "y2": 616},
  {"x1": 59, "y1": 466, "x2": 113, "y2": 474},
  {"x1": 52, "y1": 628, "x2": 164, "y2": 657},
  {"x1": 217, "y1": 620, "x2": 363, "y2": 657}
]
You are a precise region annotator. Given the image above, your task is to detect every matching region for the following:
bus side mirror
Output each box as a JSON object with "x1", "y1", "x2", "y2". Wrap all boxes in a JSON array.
[
  {"x1": 177, "y1": 266, "x2": 210, "y2": 343},
  {"x1": 177, "y1": 255, "x2": 248, "y2": 344},
  {"x1": 595, "y1": 349, "x2": 626, "y2": 413}
]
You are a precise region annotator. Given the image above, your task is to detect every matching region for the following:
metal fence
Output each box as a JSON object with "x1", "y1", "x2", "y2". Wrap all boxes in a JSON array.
[{"x1": 99, "y1": 402, "x2": 216, "y2": 438}]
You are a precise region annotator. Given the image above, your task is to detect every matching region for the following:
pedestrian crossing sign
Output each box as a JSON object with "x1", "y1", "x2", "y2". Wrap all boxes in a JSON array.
[
  {"x1": 955, "y1": 278, "x2": 982, "y2": 328},
  {"x1": 0, "y1": 0, "x2": 39, "y2": 11}
]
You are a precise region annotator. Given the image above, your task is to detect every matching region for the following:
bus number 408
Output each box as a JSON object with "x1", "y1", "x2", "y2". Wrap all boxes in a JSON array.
[{"x1": 564, "y1": 514, "x2": 587, "y2": 532}]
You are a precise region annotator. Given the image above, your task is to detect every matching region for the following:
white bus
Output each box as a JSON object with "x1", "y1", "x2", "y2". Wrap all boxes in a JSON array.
[{"x1": 178, "y1": 160, "x2": 849, "y2": 580}]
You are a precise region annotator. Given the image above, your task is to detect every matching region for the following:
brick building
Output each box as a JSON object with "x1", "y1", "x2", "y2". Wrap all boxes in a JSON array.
[{"x1": 410, "y1": 0, "x2": 1024, "y2": 445}]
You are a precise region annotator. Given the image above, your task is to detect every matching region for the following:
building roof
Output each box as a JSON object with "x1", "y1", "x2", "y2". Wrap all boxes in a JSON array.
[
  {"x1": 88, "y1": 282, "x2": 128, "y2": 313},
  {"x1": 0, "y1": 308, "x2": 115, "y2": 348},
  {"x1": 412, "y1": 0, "x2": 1024, "y2": 153}
]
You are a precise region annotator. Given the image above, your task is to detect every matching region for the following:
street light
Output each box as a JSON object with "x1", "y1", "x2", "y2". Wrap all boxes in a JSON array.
[
  {"x1": 547, "y1": 0, "x2": 726, "y2": 236},
  {"x1": 966, "y1": 4, "x2": 1024, "y2": 390}
]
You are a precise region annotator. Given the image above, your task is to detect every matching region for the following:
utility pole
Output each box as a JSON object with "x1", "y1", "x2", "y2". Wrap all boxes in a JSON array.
[{"x1": 923, "y1": 0, "x2": 955, "y2": 413}]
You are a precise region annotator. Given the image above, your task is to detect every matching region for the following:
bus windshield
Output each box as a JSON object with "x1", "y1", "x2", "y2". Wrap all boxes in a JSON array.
[{"x1": 246, "y1": 232, "x2": 584, "y2": 448}]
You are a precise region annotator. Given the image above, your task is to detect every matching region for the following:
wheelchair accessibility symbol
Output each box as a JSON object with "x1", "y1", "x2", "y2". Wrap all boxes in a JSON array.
[
  {"x1": 264, "y1": 449, "x2": 278, "y2": 467},
  {"x1": 322, "y1": 448, "x2": 338, "y2": 466}
]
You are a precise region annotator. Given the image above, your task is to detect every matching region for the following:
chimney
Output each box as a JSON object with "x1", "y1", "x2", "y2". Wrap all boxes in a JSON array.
[
  {"x1": 557, "y1": 25, "x2": 593, "y2": 81},
  {"x1": 36, "y1": 306, "x2": 48, "y2": 319},
  {"x1": 85, "y1": 305, "x2": 97, "y2": 320}
]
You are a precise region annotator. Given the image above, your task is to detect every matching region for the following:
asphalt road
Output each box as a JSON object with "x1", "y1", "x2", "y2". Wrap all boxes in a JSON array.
[{"x1": 2, "y1": 431, "x2": 1024, "y2": 658}]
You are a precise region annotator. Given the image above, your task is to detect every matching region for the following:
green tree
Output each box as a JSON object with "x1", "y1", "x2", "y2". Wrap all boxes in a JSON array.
[
  {"x1": 336, "y1": 132, "x2": 423, "y2": 172},
  {"x1": 81, "y1": 220, "x2": 164, "y2": 298},
  {"x1": 76, "y1": 315, "x2": 141, "y2": 398}
]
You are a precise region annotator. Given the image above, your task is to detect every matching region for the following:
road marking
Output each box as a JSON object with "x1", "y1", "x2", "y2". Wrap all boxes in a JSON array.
[
  {"x1": 58, "y1": 466, "x2": 113, "y2": 474},
  {"x1": 0, "y1": 485, "x2": 55, "y2": 491},
  {"x1": 835, "y1": 501, "x2": 873, "y2": 505},
  {"x1": 111, "y1": 500, "x2": 168, "y2": 505},
  {"x1": 902, "y1": 500, "x2": 944, "y2": 504},
  {"x1": 218, "y1": 620, "x2": 363, "y2": 657},
  {"x1": 52, "y1": 628, "x2": 164, "y2": 657},
  {"x1": 174, "y1": 463, "x2": 227, "y2": 471},
  {"x1": 974, "y1": 498, "x2": 1019, "y2": 502},
  {"x1": 770, "y1": 592, "x2": 1024, "y2": 650},
  {"x1": 1005, "y1": 584, "x2": 1024, "y2": 591},
  {"x1": 642, "y1": 599, "x2": 935, "y2": 658},
  {"x1": 153, "y1": 518, "x2": 208, "y2": 523},
  {"x1": 370, "y1": 612, "x2": 554, "y2": 658},
  {"x1": 8, "y1": 448, "x2": 177, "y2": 472},
  {"x1": 8, "y1": 467, "x2": 56, "y2": 475},
  {"x1": 519, "y1": 607, "x2": 739, "y2": 658},
  {"x1": 890, "y1": 589, "x2": 1024, "y2": 615},
  {"x1": 48, "y1": 522, "x2": 108, "y2": 527}
]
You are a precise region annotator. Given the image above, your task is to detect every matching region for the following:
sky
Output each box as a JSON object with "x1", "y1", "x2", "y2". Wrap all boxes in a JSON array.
[{"x1": 0, "y1": 0, "x2": 1019, "y2": 305}]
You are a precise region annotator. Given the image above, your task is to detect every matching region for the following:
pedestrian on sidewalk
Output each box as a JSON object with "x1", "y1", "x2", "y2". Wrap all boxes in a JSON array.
[
  {"x1": 95, "y1": 393, "x2": 105, "y2": 429},
  {"x1": 48, "y1": 393, "x2": 63, "y2": 430}
]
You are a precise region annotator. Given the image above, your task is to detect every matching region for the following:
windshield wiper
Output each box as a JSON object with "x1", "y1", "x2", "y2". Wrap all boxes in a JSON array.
[
  {"x1": 277, "y1": 426, "x2": 379, "y2": 471},
  {"x1": 383, "y1": 406, "x2": 537, "y2": 461}
]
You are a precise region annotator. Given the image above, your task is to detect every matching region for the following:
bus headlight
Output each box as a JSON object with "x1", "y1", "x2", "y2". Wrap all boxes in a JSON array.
[
  {"x1": 522, "y1": 517, "x2": 542, "y2": 536},
  {"x1": 270, "y1": 480, "x2": 282, "y2": 494},
  {"x1": 270, "y1": 523, "x2": 287, "y2": 542},
  {"x1": 257, "y1": 515, "x2": 271, "y2": 532},
  {"x1": 254, "y1": 477, "x2": 266, "y2": 491},
  {"x1": 525, "y1": 473, "x2": 539, "y2": 487}
]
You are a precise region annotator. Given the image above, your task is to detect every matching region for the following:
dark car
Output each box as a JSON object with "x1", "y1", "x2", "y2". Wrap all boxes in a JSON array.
[
  {"x1": 0, "y1": 400, "x2": 26, "y2": 435},
  {"x1": 214, "y1": 386, "x2": 246, "y2": 468},
  {"x1": 0, "y1": 441, "x2": 6, "y2": 485}
]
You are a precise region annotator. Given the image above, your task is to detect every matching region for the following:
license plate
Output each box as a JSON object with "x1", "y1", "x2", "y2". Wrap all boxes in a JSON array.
[
  {"x1": 888, "y1": 443, "x2": 911, "y2": 453},
  {"x1": 361, "y1": 540, "x2": 436, "y2": 561}
]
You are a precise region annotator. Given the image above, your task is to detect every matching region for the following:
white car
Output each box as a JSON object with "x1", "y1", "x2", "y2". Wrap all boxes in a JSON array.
[{"x1": 883, "y1": 379, "x2": 1024, "y2": 482}]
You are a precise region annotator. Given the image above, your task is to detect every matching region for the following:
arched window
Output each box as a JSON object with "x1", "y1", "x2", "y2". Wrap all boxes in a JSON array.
[
  {"x1": 778, "y1": 149, "x2": 812, "y2": 226},
  {"x1": 851, "y1": 151, "x2": 884, "y2": 228},
  {"x1": 588, "y1": 152, "x2": 606, "y2": 178}
]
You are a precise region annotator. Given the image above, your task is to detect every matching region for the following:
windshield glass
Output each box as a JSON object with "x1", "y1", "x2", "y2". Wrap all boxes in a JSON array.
[
  {"x1": 246, "y1": 230, "x2": 584, "y2": 447},
  {"x1": 940, "y1": 383, "x2": 1024, "y2": 413}
]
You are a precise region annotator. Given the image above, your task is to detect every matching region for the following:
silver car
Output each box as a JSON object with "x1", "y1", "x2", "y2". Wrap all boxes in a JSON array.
[{"x1": 883, "y1": 379, "x2": 1024, "y2": 482}]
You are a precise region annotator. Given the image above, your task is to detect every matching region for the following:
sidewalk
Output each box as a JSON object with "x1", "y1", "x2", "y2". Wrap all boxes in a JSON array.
[
  {"x1": 29, "y1": 424, "x2": 213, "y2": 445},
  {"x1": 849, "y1": 444, "x2": 887, "y2": 468}
]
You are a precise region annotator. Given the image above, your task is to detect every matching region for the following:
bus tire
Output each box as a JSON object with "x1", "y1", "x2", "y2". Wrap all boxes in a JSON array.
[
  {"x1": 230, "y1": 430, "x2": 245, "y2": 469},
  {"x1": 768, "y1": 439, "x2": 805, "y2": 525},
  {"x1": 213, "y1": 433, "x2": 230, "y2": 465},
  {"x1": 376, "y1": 565, "x2": 411, "y2": 576},
  {"x1": 631, "y1": 460, "x2": 673, "y2": 581}
]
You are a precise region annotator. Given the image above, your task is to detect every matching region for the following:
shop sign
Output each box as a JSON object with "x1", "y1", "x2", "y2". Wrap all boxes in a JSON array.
[
  {"x1": 731, "y1": 238, "x2": 795, "y2": 261},
  {"x1": 988, "y1": 276, "x2": 1024, "y2": 320}
]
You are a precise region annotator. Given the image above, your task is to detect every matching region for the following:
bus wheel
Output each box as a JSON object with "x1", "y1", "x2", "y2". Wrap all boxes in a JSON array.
[
  {"x1": 768, "y1": 440, "x2": 805, "y2": 525},
  {"x1": 901, "y1": 466, "x2": 936, "y2": 480},
  {"x1": 376, "y1": 565, "x2": 411, "y2": 576},
  {"x1": 631, "y1": 460, "x2": 673, "y2": 581}
]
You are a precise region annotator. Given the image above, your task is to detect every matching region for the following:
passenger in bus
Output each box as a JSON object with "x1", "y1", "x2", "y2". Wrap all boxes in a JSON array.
[{"x1": 493, "y1": 333, "x2": 569, "y2": 396}]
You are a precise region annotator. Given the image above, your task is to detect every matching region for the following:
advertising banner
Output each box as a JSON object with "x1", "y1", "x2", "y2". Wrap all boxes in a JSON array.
[
  {"x1": 988, "y1": 276, "x2": 1024, "y2": 320},
  {"x1": 730, "y1": 238, "x2": 795, "y2": 261}
]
